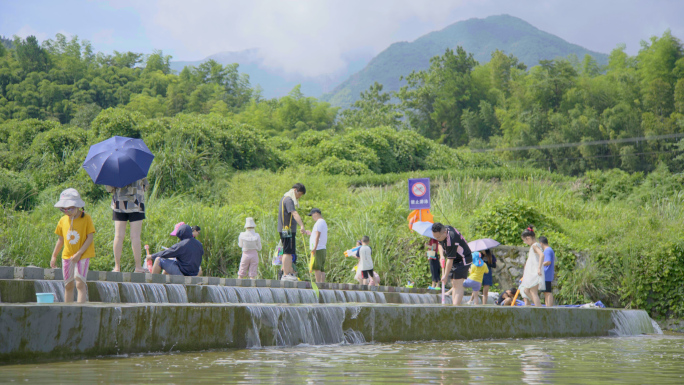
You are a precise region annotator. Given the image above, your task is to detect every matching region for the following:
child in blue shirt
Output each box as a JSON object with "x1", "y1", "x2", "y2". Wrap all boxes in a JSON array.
[{"x1": 539, "y1": 236, "x2": 555, "y2": 306}]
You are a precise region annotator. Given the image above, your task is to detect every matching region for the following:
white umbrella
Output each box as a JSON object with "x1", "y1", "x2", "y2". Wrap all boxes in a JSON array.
[
  {"x1": 468, "y1": 238, "x2": 500, "y2": 252},
  {"x1": 411, "y1": 221, "x2": 435, "y2": 239}
]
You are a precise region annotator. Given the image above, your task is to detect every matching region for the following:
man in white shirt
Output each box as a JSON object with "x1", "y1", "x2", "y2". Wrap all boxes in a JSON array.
[{"x1": 307, "y1": 208, "x2": 328, "y2": 283}]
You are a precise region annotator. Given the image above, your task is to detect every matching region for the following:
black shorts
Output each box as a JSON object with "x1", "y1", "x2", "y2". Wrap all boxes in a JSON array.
[
  {"x1": 429, "y1": 258, "x2": 441, "y2": 282},
  {"x1": 541, "y1": 281, "x2": 553, "y2": 293},
  {"x1": 362, "y1": 269, "x2": 374, "y2": 279},
  {"x1": 280, "y1": 234, "x2": 296, "y2": 255},
  {"x1": 449, "y1": 263, "x2": 470, "y2": 280},
  {"x1": 112, "y1": 211, "x2": 145, "y2": 222}
]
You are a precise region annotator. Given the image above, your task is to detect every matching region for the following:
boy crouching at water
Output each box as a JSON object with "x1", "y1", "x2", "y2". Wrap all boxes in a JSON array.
[{"x1": 50, "y1": 189, "x2": 96, "y2": 303}]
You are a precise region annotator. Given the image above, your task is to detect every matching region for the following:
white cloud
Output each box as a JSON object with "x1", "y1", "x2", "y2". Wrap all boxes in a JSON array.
[
  {"x1": 136, "y1": 0, "x2": 465, "y2": 76},
  {"x1": 14, "y1": 25, "x2": 48, "y2": 41}
]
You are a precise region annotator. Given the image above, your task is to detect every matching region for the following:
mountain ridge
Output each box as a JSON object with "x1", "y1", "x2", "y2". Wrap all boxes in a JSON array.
[{"x1": 322, "y1": 14, "x2": 609, "y2": 108}]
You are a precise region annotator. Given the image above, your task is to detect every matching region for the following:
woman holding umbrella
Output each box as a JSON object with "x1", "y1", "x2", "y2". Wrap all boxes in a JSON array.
[
  {"x1": 82, "y1": 136, "x2": 155, "y2": 273},
  {"x1": 107, "y1": 178, "x2": 149, "y2": 272}
]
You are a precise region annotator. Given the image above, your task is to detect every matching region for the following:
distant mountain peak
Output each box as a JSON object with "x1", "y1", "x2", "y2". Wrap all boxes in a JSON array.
[{"x1": 322, "y1": 14, "x2": 608, "y2": 108}]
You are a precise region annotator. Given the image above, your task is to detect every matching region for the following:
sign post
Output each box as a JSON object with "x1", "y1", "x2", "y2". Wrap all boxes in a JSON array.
[{"x1": 408, "y1": 178, "x2": 431, "y2": 213}]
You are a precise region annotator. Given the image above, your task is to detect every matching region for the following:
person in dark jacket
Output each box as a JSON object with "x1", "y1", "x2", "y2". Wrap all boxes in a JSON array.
[{"x1": 149, "y1": 223, "x2": 204, "y2": 276}]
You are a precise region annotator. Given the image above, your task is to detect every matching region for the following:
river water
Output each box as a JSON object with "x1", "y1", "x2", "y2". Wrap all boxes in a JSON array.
[{"x1": 2, "y1": 334, "x2": 682, "y2": 384}]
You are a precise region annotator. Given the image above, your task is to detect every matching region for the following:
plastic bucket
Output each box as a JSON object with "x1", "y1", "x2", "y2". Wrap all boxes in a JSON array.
[{"x1": 36, "y1": 293, "x2": 55, "y2": 304}]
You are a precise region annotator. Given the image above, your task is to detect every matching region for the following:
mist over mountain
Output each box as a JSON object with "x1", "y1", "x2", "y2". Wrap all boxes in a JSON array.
[
  {"x1": 170, "y1": 49, "x2": 372, "y2": 99},
  {"x1": 322, "y1": 14, "x2": 609, "y2": 108},
  {"x1": 170, "y1": 15, "x2": 609, "y2": 105}
]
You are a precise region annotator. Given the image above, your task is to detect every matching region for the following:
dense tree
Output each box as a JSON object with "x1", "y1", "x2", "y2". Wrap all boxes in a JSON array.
[
  {"x1": 397, "y1": 47, "x2": 480, "y2": 146},
  {"x1": 14, "y1": 36, "x2": 50, "y2": 74},
  {"x1": 338, "y1": 82, "x2": 402, "y2": 129},
  {"x1": 2, "y1": 31, "x2": 684, "y2": 176}
]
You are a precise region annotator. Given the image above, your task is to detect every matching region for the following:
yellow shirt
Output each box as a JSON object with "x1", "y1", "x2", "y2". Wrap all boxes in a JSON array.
[
  {"x1": 54, "y1": 212, "x2": 96, "y2": 259},
  {"x1": 468, "y1": 264, "x2": 489, "y2": 283}
]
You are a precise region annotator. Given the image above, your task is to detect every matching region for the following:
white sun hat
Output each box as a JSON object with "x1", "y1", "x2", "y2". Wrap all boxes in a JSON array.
[
  {"x1": 244, "y1": 217, "x2": 256, "y2": 229},
  {"x1": 54, "y1": 188, "x2": 85, "y2": 208}
]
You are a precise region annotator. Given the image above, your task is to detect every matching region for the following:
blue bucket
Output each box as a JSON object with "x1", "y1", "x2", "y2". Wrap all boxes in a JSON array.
[{"x1": 36, "y1": 293, "x2": 55, "y2": 304}]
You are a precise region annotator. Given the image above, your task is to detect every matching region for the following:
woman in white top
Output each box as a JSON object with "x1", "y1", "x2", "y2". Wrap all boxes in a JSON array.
[
  {"x1": 238, "y1": 217, "x2": 262, "y2": 279},
  {"x1": 518, "y1": 226, "x2": 545, "y2": 307}
]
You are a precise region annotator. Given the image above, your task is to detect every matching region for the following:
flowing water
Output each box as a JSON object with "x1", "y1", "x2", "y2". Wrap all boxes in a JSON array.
[
  {"x1": 95, "y1": 282, "x2": 120, "y2": 303},
  {"x1": 143, "y1": 284, "x2": 169, "y2": 303},
  {"x1": 120, "y1": 283, "x2": 145, "y2": 303},
  {"x1": 166, "y1": 284, "x2": 188, "y2": 303},
  {"x1": 206, "y1": 286, "x2": 240, "y2": 303},
  {"x1": 34, "y1": 280, "x2": 67, "y2": 302},
  {"x1": 2, "y1": 334, "x2": 681, "y2": 383}
]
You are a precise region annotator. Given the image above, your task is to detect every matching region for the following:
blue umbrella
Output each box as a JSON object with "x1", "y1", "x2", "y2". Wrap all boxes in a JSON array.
[
  {"x1": 467, "y1": 238, "x2": 500, "y2": 252},
  {"x1": 411, "y1": 221, "x2": 436, "y2": 239},
  {"x1": 82, "y1": 136, "x2": 154, "y2": 188}
]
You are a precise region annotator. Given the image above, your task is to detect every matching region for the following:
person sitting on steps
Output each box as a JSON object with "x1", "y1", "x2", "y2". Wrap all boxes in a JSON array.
[{"x1": 148, "y1": 223, "x2": 204, "y2": 276}]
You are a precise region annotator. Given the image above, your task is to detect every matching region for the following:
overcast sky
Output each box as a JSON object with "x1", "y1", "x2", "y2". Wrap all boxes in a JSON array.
[{"x1": 1, "y1": 0, "x2": 683, "y2": 76}]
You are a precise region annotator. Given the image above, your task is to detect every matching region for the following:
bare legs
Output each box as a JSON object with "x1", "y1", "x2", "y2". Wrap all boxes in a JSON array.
[
  {"x1": 471, "y1": 290, "x2": 481, "y2": 305},
  {"x1": 113, "y1": 221, "x2": 126, "y2": 272},
  {"x1": 482, "y1": 285, "x2": 490, "y2": 305},
  {"x1": 314, "y1": 270, "x2": 325, "y2": 283},
  {"x1": 64, "y1": 279, "x2": 87, "y2": 303},
  {"x1": 524, "y1": 286, "x2": 542, "y2": 307},
  {"x1": 113, "y1": 220, "x2": 143, "y2": 272},
  {"x1": 129, "y1": 220, "x2": 143, "y2": 271},
  {"x1": 451, "y1": 278, "x2": 465, "y2": 305},
  {"x1": 151, "y1": 257, "x2": 163, "y2": 274},
  {"x1": 282, "y1": 254, "x2": 293, "y2": 276},
  {"x1": 544, "y1": 292, "x2": 554, "y2": 307}
]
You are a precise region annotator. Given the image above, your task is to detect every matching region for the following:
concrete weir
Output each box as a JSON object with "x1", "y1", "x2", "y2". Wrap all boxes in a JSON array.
[
  {"x1": 0, "y1": 268, "x2": 659, "y2": 364},
  {"x1": 0, "y1": 302, "x2": 656, "y2": 364}
]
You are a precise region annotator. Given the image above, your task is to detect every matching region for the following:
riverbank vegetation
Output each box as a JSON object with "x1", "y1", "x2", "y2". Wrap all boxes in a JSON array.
[{"x1": 0, "y1": 32, "x2": 683, "y2": 320}]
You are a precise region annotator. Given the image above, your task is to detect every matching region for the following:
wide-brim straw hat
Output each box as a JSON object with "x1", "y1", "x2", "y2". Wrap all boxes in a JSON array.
[
  {"x1": 244, "y1": 217, "x2": 256, "y2": 229},
  {"x1": 54, "y1": 188, "x2": 85, "y2": 208}
]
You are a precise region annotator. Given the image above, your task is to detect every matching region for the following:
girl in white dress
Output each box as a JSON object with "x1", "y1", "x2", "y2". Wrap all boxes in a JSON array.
[{"x1": 519, "y1": 226, "x2": 545, "y2": 307}]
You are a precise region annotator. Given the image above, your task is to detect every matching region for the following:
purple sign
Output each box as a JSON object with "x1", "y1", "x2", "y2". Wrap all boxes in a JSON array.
[{"x1": 408, "y1": 178, "x2": 430, "y2": 209}]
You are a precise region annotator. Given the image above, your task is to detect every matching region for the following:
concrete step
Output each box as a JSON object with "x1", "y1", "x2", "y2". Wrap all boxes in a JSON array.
[{"x1": 0, "y1": 266, "x2": 428, "y2": 294}]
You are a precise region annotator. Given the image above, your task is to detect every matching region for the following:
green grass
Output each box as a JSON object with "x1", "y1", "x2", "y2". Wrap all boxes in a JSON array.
[{"x1": 2, "y1": 166, "x2": 683, "y2": 315}]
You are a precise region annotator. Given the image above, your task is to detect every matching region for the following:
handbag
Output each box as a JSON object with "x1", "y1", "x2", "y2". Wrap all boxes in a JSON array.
[{"x1": 272, "y1": 241, "x2": 283, "y2": 265}]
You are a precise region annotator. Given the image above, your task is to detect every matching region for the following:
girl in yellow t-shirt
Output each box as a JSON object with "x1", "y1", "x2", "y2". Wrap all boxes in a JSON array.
[
  {"x1": 464, "y1": 252, "x2": 488, "y2": 305},
  {"x1": 50, "y1": 189, "x2": 96, "y2": 303}
]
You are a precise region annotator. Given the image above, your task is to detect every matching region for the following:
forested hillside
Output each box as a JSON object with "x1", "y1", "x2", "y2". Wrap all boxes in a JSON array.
[
  {"x1": 323, "y1": 14, "x2": 609, "y2": 107},
  {"x1": 344, "y1": 32, "x2": 684, "y2": 176}
]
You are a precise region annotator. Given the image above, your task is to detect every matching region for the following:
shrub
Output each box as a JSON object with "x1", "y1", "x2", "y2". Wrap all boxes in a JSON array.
[
  {"x1": 582, "y1": 168, "x2": 644, "y2": 202},
  {"x1": 0, "y1": 168, "x2": 36, "y2": 209},
  {"x1": 619, "y1": 241, "x2": 684, "y2": 319},
  {"x1": 317, "y1": 156, "x2": 371, "y2": 176},
  {"x1": 470, "y1": 197, "x2": 555, "y2": 245},
  {"x1": 91, "y1": 107, "x2": 144, "y2": 139}
]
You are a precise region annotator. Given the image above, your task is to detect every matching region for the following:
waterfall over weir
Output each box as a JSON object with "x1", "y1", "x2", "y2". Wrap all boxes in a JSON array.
[
  {"x1": 166, "y1": 284, "x2": 188, "y2": 303},
  {"x1": 206, "y1": 286, "x2": 240, "y2": 303},
  {"x1": 96, "y1": 282, "x2": 120, "y2": 303},
  {"x1": 118, "y1": 283, "x2": 189, "y2": 303},
  {"x1": 245, "y1": 305, "x2": 365, "y2": 348},
  {"x1": 34, "y1": 280, "x2": 67, "y2": 302},
  {"x1": 610, "y1": 310, "x2": 662, "y2": 336},
  {"x1": 31, "y1": 280, "x2": 442, "y2": 305}
]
